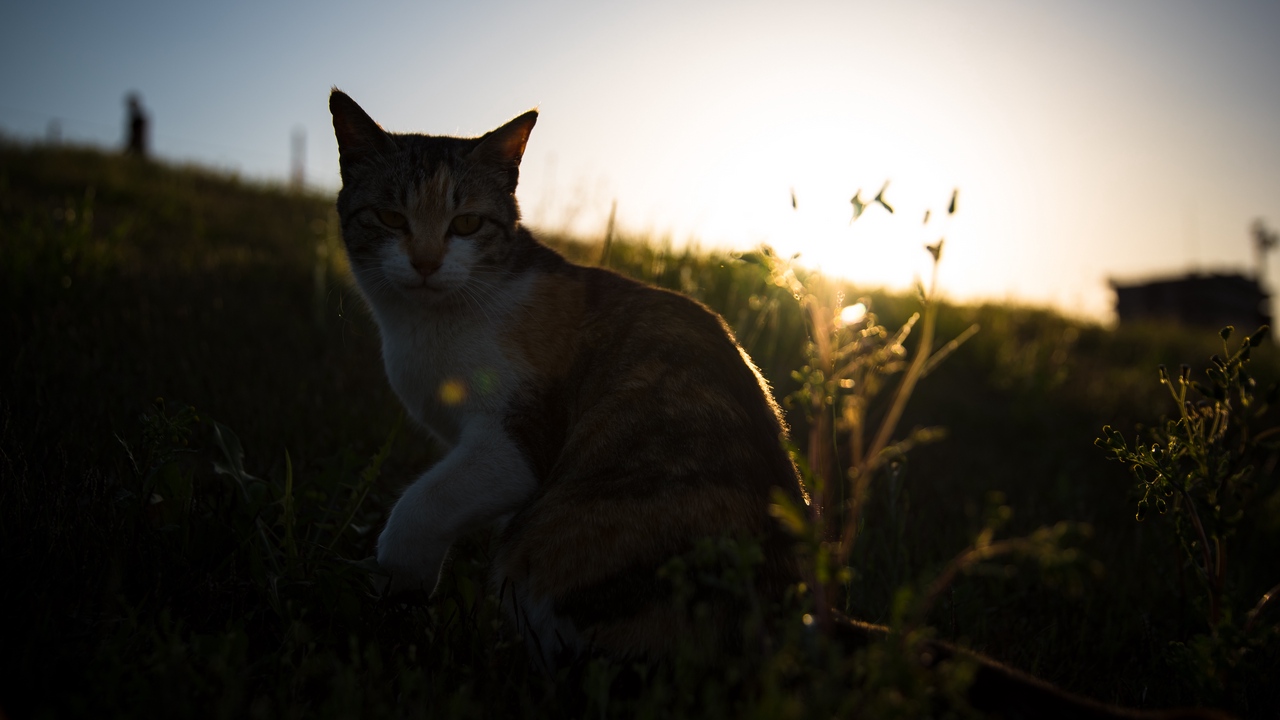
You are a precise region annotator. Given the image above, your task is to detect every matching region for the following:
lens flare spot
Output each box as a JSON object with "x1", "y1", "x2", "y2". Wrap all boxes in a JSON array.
[
  {"x1": 838, "y1": 302, "x2": 867, "y2": 326},
  {"x1": 439, "y1": 378, "x2": 467, "y2": 406}
]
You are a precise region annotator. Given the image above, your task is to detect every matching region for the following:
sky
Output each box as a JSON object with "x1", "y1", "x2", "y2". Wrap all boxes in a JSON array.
[{"x1": 2, "y1": 0, "x2": 1278, "y2": 320}]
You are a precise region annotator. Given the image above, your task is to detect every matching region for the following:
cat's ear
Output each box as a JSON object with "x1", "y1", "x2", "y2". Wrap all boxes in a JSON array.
[
  {"x1": 330, "y1": 89, "x2": 396, "y2": 162},
  {"x1": 474, "y1": 109, "x2": 538, "y2": 167}
]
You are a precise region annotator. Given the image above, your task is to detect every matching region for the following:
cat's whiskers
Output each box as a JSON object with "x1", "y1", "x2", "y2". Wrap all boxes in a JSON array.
[
  {"x1": 465, "y1": 266, "x2": 523, "y2": 295},
  {"x1": 459, "y1": 272, "x2": 507, "y2": 300},
  {"x1": 468, "y1": 269, "x2": 521, "y2": 287},
  {"x1": 349, "y1": 264, "x2": 387, "y2": 291},
  {"x1": 457, "y1": 287, "x2": 490, "y2": 324},
  {"x1": 354, "y1": 267, "x2": 398, "y2": 299},
  {"x1": 459, "y1": 276, "x2": 517, "y2": 323},
  {"x1": 457, "y1": 282, "x2": 501, "y2": 326}
]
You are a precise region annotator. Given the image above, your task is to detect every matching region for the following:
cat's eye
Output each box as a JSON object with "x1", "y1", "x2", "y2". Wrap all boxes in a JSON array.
[
  {"x1": 376, "y1": 209, "x2": 408, "y2": 229},
  {"x1": 449, "y1": 214, "x2": 482, "y2": 236}
]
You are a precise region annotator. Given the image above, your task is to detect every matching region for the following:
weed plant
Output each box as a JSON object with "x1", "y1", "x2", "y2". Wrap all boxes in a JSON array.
[{"x1": 1098, "y1": 326, "x2": 1280, "y2": 713}]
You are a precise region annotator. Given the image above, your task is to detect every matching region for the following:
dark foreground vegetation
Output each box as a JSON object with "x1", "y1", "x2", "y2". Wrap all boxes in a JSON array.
[{"x1": 2, "y1": 142, "x2": 1277, "y2": 718}]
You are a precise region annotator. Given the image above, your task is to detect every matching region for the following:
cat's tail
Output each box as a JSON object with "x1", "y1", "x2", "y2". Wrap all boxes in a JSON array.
[{"x1": 829, "y1": 612, "x2": 1233, "y2": 720}]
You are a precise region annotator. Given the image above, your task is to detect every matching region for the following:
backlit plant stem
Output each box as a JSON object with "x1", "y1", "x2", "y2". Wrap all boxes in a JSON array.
[{"x1": 839, "y1": 258, "x2": 939, "y2": 565}]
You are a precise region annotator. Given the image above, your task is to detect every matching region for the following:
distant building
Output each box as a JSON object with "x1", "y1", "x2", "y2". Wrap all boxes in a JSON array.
[{"x1": 1111, "y1": 272, "x2": 1271, "y2": 333}]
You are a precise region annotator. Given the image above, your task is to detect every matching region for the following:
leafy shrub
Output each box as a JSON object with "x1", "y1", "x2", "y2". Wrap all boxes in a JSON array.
[{"x1": 1098, "y1": 326, "x2": 1280, "y2": 712}]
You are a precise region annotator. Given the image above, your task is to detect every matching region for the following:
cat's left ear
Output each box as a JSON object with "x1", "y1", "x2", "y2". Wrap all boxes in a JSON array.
[
  {"x1": 474, "y1": 109, "x2": 538, "y2": 167},
  {"x1": 330, "y1": 89, "x2": 397, "y2": 164}
]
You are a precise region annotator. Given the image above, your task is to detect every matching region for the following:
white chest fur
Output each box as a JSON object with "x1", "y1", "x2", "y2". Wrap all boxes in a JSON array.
[
  {"x1": 370, "y1": 278, "x2": 533, "y2": 445},
  {"x1": 366, "y1": 271, "x2": 542, "y2": 599}
]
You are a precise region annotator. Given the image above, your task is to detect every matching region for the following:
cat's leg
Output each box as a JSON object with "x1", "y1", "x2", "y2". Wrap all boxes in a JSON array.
[{"x1": 377, "y1": 415, "x2": 537, "y2": 595}]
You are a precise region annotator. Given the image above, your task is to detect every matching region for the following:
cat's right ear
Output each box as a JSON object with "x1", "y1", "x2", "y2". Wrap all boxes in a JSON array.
[
  {"x1": 330, "y1": 89, "x2": 396, "y2": 163},
  {"x1": 473, "y1": 110, "x2": 539, "y2": 168}
]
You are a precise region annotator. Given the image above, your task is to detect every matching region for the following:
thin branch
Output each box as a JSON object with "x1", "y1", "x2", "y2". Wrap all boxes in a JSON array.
[
  {"x1": 920, "y1": 323, "x2": 980, "y2": 378},
  {"x1": 1177, "y1": 485, "x2": 1219, "y2": 626},
  {"x1": 911, "y1": 537, "x2": 1025, "y2": 632},
  {"x1": 1244, "y1": 581, "x2": 1280, "y2": 634}
]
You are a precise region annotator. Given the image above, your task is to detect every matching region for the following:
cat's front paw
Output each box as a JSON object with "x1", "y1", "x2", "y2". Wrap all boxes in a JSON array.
[{"x1": 376, "y1": 514, "x2": 448, "y2": 598}]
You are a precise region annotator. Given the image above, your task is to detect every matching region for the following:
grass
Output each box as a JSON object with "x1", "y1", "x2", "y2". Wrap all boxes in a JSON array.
[{"x1": 1, "y1": 140, "x2": 1277, "y2": 718}]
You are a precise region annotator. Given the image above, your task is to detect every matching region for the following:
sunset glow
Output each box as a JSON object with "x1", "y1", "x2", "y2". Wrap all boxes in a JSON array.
[{"x1": 3, "y1": 0, "x2": 1277, "y2": 320}]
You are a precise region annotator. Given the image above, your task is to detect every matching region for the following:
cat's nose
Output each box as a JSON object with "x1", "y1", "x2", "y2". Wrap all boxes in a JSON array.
[{"x1": 411, "y1": 256, "x2": 441, "y2": 278}]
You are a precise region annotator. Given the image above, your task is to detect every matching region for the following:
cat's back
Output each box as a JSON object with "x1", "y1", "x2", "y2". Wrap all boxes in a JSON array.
[
  {"x1": 502, "y1": 239, "x2": 792, "y2": 485},
  {"x1": 494, "y1": 238, "x2": 802, "y2": 659}
]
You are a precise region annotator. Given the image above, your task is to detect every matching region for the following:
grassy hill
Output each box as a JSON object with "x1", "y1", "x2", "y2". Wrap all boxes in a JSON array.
[{"x1": 2, "y1": 141, "x2": 1277, "y2": 718}]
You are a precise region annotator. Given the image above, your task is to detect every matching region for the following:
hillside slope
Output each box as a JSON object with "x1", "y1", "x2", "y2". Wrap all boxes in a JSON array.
[{"x1": 2, "y1": 142, "x2": 1276, "y2": 717}]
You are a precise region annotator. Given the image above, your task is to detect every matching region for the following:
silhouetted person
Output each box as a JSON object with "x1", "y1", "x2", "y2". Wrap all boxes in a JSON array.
[{"x1": 124, "y1": 93, "x2": 149, "y2": 157}]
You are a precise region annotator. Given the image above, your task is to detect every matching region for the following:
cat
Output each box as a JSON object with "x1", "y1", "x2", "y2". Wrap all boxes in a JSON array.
[{"x1": 329, "y1": 89, "x2": 804, "y2": 663}]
